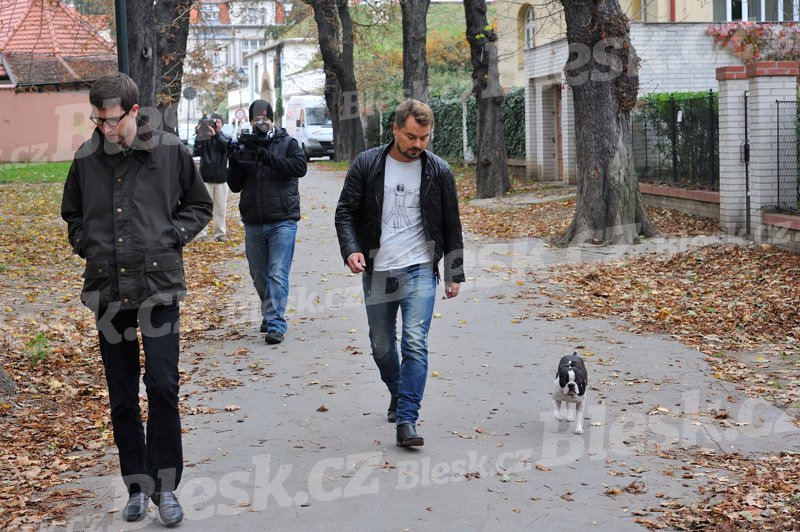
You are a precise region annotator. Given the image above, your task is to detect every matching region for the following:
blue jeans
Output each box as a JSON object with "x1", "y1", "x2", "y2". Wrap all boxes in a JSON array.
[
  {"x1": 245, "y1": 221, "x2": 297, "y2": 334},
  {"x1": 362, "y1": 263, "x2": 436, "y2": 426}
]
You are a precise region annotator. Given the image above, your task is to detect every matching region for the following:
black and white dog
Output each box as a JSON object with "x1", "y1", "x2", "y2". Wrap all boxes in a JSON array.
[{"x1": 552, "y1": 353, "x2": 588, "y2": 434}]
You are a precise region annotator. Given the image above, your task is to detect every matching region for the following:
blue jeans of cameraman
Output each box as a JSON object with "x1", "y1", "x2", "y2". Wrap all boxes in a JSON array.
[
  {"x1": 245, "y1": 220, "x2": 297, "y2": 335},
  {"x1": 362, "y1": 263, "x2": 436, "y2": 426}
]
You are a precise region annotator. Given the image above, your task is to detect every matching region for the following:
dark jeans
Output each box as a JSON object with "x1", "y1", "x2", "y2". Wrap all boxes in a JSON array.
[{"x1": 97, "y1": 303, "x2": 182, "y2": 495}]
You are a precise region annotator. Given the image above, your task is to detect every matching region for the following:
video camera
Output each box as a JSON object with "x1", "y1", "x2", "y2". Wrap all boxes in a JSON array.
[
  {"x1": 227, "y1": 127, "x2": 275, "y2": 162},
  {"x1": 196, "y1": 117, "x2": 213, "y2": 141}
]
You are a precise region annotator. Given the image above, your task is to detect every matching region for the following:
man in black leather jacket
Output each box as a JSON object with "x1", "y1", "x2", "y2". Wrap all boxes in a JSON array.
[
  {"x1": 61, "y1": 72, "x2": 212, "y2": 525},
  {"x1": 335, "y1": 99, "x2": 464, "y2": 447},
  {"x1": 193, "y1": 113, "x2": 230, "y2": 241},
  {"x1": 228, "y1": 100, "x2": 307, "y2": 344}
]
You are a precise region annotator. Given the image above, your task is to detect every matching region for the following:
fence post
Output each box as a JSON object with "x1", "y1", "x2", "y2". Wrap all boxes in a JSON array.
[
  {"x1": 708, "y1": 89, "x2": 716, "y2": 190},
  {"x1": 744, "y1": 61, "x2": 799, "y2": 244},
  {"x1": 670, "y1": 96, "x2": 678, "y2": 185},
  {"x1": 716, "y1": 66, "x2": 748, "y2": 236}
]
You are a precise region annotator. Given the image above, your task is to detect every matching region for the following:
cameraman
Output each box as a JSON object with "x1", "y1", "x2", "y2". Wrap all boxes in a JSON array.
[
  {"x1": 227, "y1": 100, "x2": 307, "y2": 344},
  {"x1": 193, "y1": 113, "x2": 230, "y2": 242}
]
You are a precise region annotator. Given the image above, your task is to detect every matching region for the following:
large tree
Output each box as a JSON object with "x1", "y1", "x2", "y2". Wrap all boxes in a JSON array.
[
  {"x1": 125, "y1": 0, "x2": 192, "y2": 133},
  {"x1": 463, "y1": 0, "x2": 509, "y2": 198},
  {"x1": 305, "y1": 0, "x2": 366, "y2": 161},
  {"x1": 557, "y1": 0, "x2": 657, "y2": 245},
  {"x1": 400, "y1": 0, "x2": 430, "y2": 103}
]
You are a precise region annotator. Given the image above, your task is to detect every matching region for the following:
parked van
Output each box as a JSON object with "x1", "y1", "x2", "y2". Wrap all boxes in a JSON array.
[{"x1": 283, "y1": 95, "x2": 334, "y2": 160}]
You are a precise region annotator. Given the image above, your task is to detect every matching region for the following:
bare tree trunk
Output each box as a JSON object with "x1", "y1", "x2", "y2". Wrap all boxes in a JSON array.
[
  {"x1": 306, "y1": 0, "x2": 366, "y2": 161},
  {"x1": 126, "y1": 0, "x2": 158, "y2": 108},
  {"x1": 0, "y1": 367, "x2": 15, "y2": 396},
  {"x1": 400, "y1": 0, "x2": 430, "y2": 103},
  {"x1": 557, "y1": 0, "x2": 657, "y2": 246},
  {"x1": 155, "y1": 0, "x2": 192, "y2": 133},
  {"x1": 463, "y1": 0, "x2": 509, "y2": 199}
]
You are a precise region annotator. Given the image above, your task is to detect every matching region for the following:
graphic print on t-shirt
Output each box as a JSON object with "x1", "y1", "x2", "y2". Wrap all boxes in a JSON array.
[{"x1": 383, "y1": 182, "x2": 420, "y2": 232}]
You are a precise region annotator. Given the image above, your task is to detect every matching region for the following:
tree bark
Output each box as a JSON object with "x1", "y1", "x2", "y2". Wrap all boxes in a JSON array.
[
  {"x1": 400, "y1": 0, "x2": 430, "y2": 103},
  {"x1": 306, "y1": 0, "x2": 366, "y2": 161},
  {"x1": 126, "y1": 0, "x2": 158, "y2": 108},
  {"x1": 463, "y1": 0, "x2": 510, "y2": 199},
  {"x1": 155, "y1": 0, "x2": 191, "y2": 133},
  {"x1": 557, "y1": 0, "x2": 658, "y2": 246},
  {"x1": 0, "y1": 367, "x2": 16, "y2": 396}
]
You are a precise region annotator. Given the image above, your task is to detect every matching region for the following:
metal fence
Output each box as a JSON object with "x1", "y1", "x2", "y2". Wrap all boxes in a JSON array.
[
  {"x1": 632, "y1": 91, "x2": 719, "y2": 191},
  {"x1": 776, "y1": 100, "x2": 800, "y2": 214}
]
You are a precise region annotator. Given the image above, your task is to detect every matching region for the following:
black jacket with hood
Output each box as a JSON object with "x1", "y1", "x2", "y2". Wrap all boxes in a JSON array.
[
  {"x1": 334, "y1": 141, "x2": 465, "y2": 283},
  {"x1": 61, "y1": 124, "x2": 212, "y2": 312}
]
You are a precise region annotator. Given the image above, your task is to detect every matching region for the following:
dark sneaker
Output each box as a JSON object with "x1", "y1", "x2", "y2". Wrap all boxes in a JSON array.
[
  {"x1": 387, "y1": 395, "x2": 398, "y2": 423},
  {"x1": 121, "y1": 492, "x2": 148, "y2": 522},
  {"x1": 259, "y1": 321, "x2": 269, "y2": 333},
  {"x1": 396, "y1": 423, "x2": 424, "y2": 447},
  {"x1": 152, "y1": 491, "x2": 183, "y2": 526},
  {"x1": 265, "y1": 331, "x2": 284, "y2": 344}
]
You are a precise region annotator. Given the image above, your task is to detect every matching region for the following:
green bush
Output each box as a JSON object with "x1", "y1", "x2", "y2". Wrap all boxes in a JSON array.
[{"x1": 365, "y1": 87, "x2": 526, "y2": 162}]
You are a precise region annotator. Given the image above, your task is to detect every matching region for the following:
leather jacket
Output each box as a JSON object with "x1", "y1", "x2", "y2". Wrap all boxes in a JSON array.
[{"x1": 334, "y1": 141, "x2": 465, "y2": 283}]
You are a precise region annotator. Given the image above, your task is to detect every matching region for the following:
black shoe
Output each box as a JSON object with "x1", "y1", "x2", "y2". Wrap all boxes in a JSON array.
[
  {"x1": 265, "y1": 331, "x2": 284, "y2": 344},
  {"x1": 396, "y1": 423, "x2": 424, "y2": 447},
  {"x1": 152, "y1": 491, "x2": 183, "y2": 526},
  {"x1": 387, "y1": 395, "x2": 398, "y2": 423},
  {"x1": 121, "y1": 492, "x2": 148, "y2": 522},
  {"x1": 259, "y1": 321, "x2": 269, "y2": 333}
]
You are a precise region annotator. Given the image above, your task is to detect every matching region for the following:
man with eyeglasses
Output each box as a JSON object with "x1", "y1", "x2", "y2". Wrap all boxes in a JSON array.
[
  {"x1": 61, "y1": 72, "x2": 212, "y2": 525},
  {"x1": 227, "y1": 99, "x2": 307, "y2": 344}
]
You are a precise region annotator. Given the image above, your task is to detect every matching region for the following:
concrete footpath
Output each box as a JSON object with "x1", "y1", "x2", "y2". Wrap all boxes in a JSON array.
[{"x1": 60, "y1": 166, "x2": 799, "y2": 531}]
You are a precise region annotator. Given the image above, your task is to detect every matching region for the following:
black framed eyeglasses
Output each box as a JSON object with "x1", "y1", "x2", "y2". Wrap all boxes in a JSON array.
[{"x1": 90, "y1": 109, "x2": 130, "y2": 127}]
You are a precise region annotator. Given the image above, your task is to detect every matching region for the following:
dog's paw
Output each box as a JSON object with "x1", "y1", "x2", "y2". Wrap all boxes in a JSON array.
[
  {"x1": 574, "y1": 425, "x2": 584, "y2": 435},
  {"x1": 565, "y1": 415, "x2": 575, "y2": 422}
]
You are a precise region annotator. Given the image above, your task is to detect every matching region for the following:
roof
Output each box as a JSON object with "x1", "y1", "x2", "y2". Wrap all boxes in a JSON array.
[{"x1": 0, "y1": 0, "x2": 117, "y2": 87}]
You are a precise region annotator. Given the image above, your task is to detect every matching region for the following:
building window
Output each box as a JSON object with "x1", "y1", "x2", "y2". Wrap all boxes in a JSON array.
[
  {"x1": 714, "y1": 0, "x2": 800, "y2": 21},
  {"x1": 201, "y1": 3, "x2": 220, "y2": 24},
  {"x1": 524, "y1": 6, "x2": 535, "y2": 50}
]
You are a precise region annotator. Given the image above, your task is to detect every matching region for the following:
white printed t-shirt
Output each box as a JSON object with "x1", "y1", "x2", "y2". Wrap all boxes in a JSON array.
[{"x1": 372, "y1": 156, "x2": 433, "y2": 271}]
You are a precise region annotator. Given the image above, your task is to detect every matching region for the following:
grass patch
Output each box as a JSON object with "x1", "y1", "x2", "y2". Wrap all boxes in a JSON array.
[
  {"x1": 313, "y1": 160, "x2": 351, "y2": 172},
  {"x1": 0, "y1": 162, "x2": 71, "y2": 184},
  {"x1": 25, "y1": 332, "x2": 53, "y2": 366}
]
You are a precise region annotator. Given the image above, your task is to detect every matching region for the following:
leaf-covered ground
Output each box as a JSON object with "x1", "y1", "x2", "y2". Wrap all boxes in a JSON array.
[
  {"x1": 0, "y1": 183, "x2": 244, "y2": 530},
  {"x1": 3, "y1": 172, "x2": 799, "y2": 530},
  {"x1": 455, "y1": 171, "x2": 721, "y2": 241},
  {"x1": 453, "y1": 173, "x2": 800, "y2": 530}
]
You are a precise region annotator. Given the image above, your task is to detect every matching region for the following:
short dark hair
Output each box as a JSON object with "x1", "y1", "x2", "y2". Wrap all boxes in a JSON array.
[
  {"x1": 395, "y1": 99, "x2": 434, "y2": 128},
  {"x1": 89, "y1": 72, "x2": 139, "y2": 111}
]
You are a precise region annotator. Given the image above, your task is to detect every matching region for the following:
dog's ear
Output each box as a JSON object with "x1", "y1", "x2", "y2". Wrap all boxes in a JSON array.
[{"x1": 572, "y1": 351, "x2": 578, "y2": 356}]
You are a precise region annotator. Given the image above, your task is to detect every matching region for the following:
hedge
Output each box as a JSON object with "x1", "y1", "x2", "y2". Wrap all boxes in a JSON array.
[{"x1": 365, "y1": 87, "x2": 526, "y2": 161}]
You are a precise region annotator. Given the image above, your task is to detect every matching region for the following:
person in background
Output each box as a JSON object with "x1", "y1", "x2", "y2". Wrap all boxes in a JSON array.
[
  {"x1": 61, "y1": 72, "x2": 212, "y2": 525},
  {"x1": 334, "y1": 99, "x2": 465, "y2": 447},
  {"x1": 227, "y1": 100, "x2": 307, "y2": 344},
  {"x1": 194, "y1": 112, "x2": 230, "y2": 242}
]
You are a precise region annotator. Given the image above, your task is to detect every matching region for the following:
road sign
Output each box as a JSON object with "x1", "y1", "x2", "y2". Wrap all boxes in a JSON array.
[
  {"x1": 234, "y1": 108, "x2": 247, "y2": 121},
  {"x1": 183, "y1": 86, "x2": 197, "y2": 100}
]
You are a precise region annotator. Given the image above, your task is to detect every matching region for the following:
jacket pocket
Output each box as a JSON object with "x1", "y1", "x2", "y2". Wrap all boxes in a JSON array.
[
  {"x1": 80, "y1": 258, "x2": 111, "y2": 311},
  {"x1": 144, "y1": 252, "x2": 186, "y2": 301}
]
